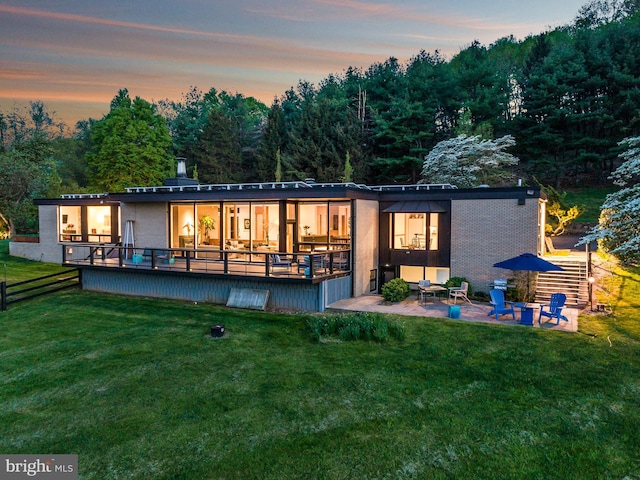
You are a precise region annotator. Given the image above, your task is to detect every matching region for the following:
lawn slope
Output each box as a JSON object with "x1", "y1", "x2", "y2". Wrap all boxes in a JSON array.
[{"x1": 1, "y1": 287, "x2": 639, "y2": 479}]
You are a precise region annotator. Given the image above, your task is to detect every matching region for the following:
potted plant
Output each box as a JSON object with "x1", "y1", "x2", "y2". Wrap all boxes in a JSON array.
[{"x1": 199, "y1": 215, "x2": 216, "y2": 244}]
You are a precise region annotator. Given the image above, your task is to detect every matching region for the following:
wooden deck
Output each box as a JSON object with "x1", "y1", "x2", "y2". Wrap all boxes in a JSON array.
[{"x1": 62, "y1": 244, "x2": 350, "y2": 281}]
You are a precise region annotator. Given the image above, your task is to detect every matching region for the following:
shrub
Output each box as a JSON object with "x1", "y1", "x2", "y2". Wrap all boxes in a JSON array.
[
  {"x1": 305, "y1": 312, "x2": 405, "y2": 343},
  {"x1": 381, "y1": 278, "x2": 411, "y2": 302}
]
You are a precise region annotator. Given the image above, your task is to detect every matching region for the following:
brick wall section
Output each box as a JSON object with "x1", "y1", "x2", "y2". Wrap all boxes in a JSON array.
[
  {"x1": 10, "y1": 205, "x2": 62, "y2": 263},
  {"x1": 451, "y1": 197, "x2": 541, "y2": 294},
  {"x1": 352, "y1": 199, "x2": 379, "y2": 296},
  {"x1": 121, "y1": 202, "x2": 168, "y2": 248}
]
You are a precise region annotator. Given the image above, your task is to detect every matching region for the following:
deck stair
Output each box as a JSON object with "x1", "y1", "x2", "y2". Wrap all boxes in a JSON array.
[{"x1": 534, "y1": 255, "x2": 589, "y2": 307}]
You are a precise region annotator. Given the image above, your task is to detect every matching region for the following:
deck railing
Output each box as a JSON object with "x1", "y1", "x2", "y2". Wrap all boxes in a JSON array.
[{"x1": 61, "y1": 244, "x2": 350, "y2": 280}]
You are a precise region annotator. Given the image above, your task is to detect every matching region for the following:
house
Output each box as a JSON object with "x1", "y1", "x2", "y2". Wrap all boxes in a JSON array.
[{"x1": 11, "y1": 169, "x2": 546, "y2": 311}]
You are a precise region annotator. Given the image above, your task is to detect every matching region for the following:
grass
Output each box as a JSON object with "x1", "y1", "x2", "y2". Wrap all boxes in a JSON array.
[
  {"x1": 564, "y1": 187, "x2": 617, "y2": 224},
  {"x1": 1, "y1": 252, "x2": 640, "y2": 478},
  {"x1": 1, "y1": 240, "x2": 70, "y2": 283}
]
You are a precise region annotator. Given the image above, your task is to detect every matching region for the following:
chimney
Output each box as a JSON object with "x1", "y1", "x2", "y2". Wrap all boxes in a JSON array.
[
  {"x1": 164, "y1": 157, "x2": 199, "y2": 187},
  {"x1": 177, "y1": 157, "x2": 187, "y2": 178}
]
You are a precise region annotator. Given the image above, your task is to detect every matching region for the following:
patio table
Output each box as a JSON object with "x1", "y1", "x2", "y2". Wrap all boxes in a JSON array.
[{"x1": 419, "y1": 285, "x2": 447, "y2": 304}]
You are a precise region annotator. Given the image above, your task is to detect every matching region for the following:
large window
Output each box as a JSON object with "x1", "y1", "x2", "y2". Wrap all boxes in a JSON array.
[
  {"x1": 59, "y1": 205, "x2": 118, "y2": 243},
  {"x1": 298, "y1": 201, "x2": 350, "y2": 251},
  {"x1": 168, "y1": 200, "x2": 352, "y2": 255},
  {"x1": 171, "y1": 204, "x2": 197, "y2": 249},
  {"x1": 250, "y1": 203, "x2": 279, "y2": 251},
  {"x1": 392, "y1": 212, "x2": 439, "y2": 250},
  {"x1": 196, "y1": 204, "x2": 220, "y2": 249},
  {"x1": 60, "y1": 206, "x2": 81, "y2": 241},
  {"x1": 400, "y1": 266, "x2": 450, "y2": 284},
  {"x1": 223, "y1": 203, "x2": 249, "y2": 250},
  {"x1": 87, "y1": 206, "x2": 112, "y2": 242},
  {"x1": 171, "y1": 202, "x2": 281, "y2": 253}
]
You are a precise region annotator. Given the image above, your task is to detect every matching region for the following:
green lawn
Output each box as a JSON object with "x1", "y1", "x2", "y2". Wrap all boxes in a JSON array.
[
  {"x1": 0, "y1": 240, "x2": 70, "y2": 283},
  {"x1": 1, "y1": 245, "x2": 640, "y2": 479},
  {"x1": 564, "y1": 187, "x2": 617, "y2": 224}
]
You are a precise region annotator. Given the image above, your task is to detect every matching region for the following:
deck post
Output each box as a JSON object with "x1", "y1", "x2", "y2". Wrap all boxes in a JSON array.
[{"x1": 1, "y1": 281, "x2": 6, "y2": 311}]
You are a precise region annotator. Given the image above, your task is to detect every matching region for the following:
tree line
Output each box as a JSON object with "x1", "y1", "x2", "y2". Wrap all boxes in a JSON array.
[{"x1": 2, "y1": 0, "x2": 640, "y2": 237}]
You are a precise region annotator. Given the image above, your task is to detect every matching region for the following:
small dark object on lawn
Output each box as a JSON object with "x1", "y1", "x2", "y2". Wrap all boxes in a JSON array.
[{"x1": 210, "y1": 325, "x2": 225, "y2": 337}]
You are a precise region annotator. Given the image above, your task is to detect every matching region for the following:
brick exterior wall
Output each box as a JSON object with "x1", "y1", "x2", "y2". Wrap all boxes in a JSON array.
[
  {"x1": 121, "y1": 202, "x2": 168, "y2": 248},
  {"x1": 352, "y1": 199, "x2": 379, "y2": 296},
  {"x1": 9, "y1": 205, "x2": 62, "y2": 263},
  {"x1": 450, "y1": 197, "x2": 542, "y2": 294}
]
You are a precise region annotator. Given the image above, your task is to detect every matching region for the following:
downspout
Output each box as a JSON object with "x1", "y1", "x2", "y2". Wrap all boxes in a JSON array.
[
  {"x1": 539, "y1": 198, "x2": 547, "y2": 256},
  {"x1": 350, "y1": 198, "x2": 356, "y2": 298}
]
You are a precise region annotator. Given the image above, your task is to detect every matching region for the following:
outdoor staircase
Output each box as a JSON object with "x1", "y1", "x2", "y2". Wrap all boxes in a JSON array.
[{"x1": 534, "y1": 255, "x2": 589, "y2": 307}]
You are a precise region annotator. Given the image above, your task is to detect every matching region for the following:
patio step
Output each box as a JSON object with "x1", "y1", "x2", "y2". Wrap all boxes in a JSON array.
[{"x1": 534, "y1": 257, "x2": 589, "y2": 307}]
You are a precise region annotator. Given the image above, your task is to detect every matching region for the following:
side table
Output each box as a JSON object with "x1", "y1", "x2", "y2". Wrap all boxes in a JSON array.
[{"x1": 513, "y1": 302, "x2": 537, "y2": 325}]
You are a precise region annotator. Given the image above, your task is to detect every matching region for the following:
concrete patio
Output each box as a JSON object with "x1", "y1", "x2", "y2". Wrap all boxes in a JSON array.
[{"x1": 328, "y1": 293, "x2": 579, "y2": 332}]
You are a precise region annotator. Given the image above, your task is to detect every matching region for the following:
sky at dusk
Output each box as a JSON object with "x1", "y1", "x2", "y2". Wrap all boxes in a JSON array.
[{"x1": 1, "y1": 0, "x2": 588, "y2": 128}]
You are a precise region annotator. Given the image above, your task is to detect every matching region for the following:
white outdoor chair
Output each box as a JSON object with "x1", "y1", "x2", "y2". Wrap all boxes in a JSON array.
[{"x1": 448, "y1": 281, "x2": 471, "y2": 304}]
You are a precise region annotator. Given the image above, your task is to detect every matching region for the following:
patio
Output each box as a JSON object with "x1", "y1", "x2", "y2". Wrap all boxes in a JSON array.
[{"x1": 328, "y1": 293, "x2": 579, "y2": 332}]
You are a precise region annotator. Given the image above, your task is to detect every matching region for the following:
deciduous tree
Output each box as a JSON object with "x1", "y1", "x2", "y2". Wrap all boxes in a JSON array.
[
  {"x1": 87, "y1": 89, "x2": 173, "y2": 192},
  {"x1": 422, "y1": 134, "x2": 519, "y2": 187},
  {"x1": 0, "y1": 149, "x2": 55, "y2": 235}
]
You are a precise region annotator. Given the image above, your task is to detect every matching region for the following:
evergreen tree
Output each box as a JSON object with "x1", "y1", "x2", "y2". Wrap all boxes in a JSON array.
[
  {"x1": 285, "y1": 80, "x2": 364, "y2": 182},
  {"x1": 217, "y1": 91, "x2": 268, "y2": 181},
  {"x1": 160, "y1": 86, "x2": 219, "y2": 168},
  {"x1": 275, "y1": 148, "x2": 282, "y2": 182},
  {"x1": 342, "y1": 152, "x2": 353, "y2": 182},
  {"x1": 255, "y1": 99, "x2": 288, "y2": 181},
  {"x1": 369, "y1": 52, "x2": 451, "y2": 183},
  {"x1": 196, "y1": 106, "x2": 243, "y2": 184}
]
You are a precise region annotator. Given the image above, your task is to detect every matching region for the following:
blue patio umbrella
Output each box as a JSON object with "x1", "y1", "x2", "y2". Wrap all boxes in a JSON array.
[{"x1": 493, "y1": 253, "x2": 564, "y2": 301}]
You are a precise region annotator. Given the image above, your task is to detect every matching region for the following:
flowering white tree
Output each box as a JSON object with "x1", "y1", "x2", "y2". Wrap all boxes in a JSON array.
[
  {"x1": 581, "y1": 136, "x2": 640, "y2": 263},
  {"x1": 421, "y1": 135, "x2": 519, "y2": 187}
]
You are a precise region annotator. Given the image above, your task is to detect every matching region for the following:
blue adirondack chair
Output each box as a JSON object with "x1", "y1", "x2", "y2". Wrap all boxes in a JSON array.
[
  {"x1": 538, "y1": 293, "x2": 568, "y2": 324},
  {"x1": 269, "y1": 254, "x2": 292, "y2": 273},
  {"x1": 488, "y1": 289, "x2": 515, "y2": 321},
  {"x1": 297, "y1": 254, "x2": 325, "y2": 274}
]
